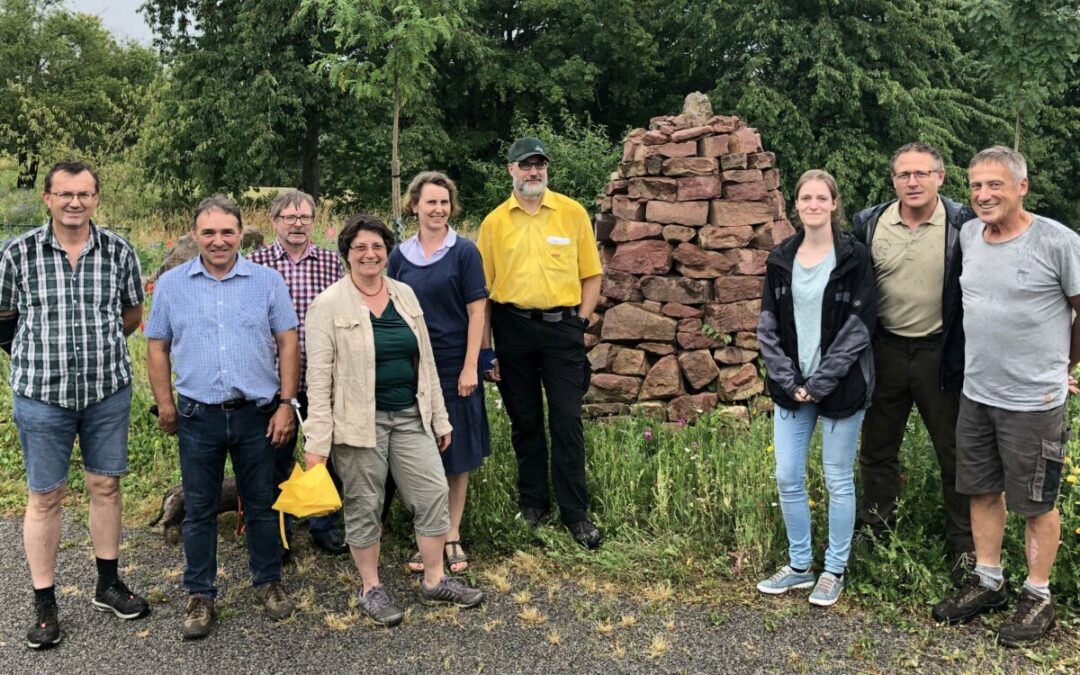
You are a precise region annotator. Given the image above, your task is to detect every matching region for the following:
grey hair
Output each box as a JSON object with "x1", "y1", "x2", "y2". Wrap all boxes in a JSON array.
[
  {"x1": 969, "y1": 145, "x2": 1028, "y2": 182},
  {"x1": 269, "y1": 189, "x2": 316, "y2": 220},
  {"x1": 193, "y1": 194, "x2": 242, "y2": 229}
]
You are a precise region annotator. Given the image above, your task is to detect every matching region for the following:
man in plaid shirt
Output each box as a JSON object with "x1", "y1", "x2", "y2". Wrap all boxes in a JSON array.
[
  {"x1": 248, "y1": 190, "x2": 346, "y2": 555},
  {"x1": 0, "y1": 161, "x2": 147, "y2": 650}
]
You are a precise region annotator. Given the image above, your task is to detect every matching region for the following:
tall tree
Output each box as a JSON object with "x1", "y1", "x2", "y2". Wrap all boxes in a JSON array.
[
  {"x1": 0, "y1": 0, "x2": 157, "y2": 188},
  {"x1": 967, "y1": 0, "x2": 1080, "y2": 150},
  {"x1": 306, "y1": 0, "x2": 466, "y2": 231},
  {"x1": 141, "y1": 0, "x2": 350, "y2": 201}
]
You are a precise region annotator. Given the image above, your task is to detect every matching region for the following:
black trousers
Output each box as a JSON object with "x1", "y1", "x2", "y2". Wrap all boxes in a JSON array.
[
  {"x1": 858, "y1": 330, "x2": 973, "y2": 553},
  {"x1": 492, "y1": 304, "x2": 591, "y2": 524}
]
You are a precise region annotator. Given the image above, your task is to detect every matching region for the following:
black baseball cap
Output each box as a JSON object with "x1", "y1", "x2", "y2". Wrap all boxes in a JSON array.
[{"x1": 508, "y1": 137, "x2": 550, "y2": 163}]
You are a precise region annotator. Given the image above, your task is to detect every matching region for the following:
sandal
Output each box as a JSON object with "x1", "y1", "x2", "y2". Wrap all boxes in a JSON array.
[
  {"x1": 444, "y1": 540, "x2": 469, "y2": 574},
  {"x1": 406, "y1": 551, "x2": 424, "y2": 574}
]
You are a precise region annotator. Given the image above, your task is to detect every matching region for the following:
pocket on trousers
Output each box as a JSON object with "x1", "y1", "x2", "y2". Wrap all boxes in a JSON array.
[
  {"x1": 1029, "y1": 438, "x2": 1066, "y2": 503},
  {"x1": 177, "y1": 397, "x2": 200, "y2": 419}
]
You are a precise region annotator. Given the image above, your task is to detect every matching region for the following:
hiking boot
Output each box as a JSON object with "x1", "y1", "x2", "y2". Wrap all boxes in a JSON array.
[
  {"x1": 757, "y1": 565, "x2": 815, "y2": 595},
  {"x1": 998, "y1": 588, "x2": 1055, "y2": 647},
  {"x1": 568, "y1": 520, "x2": 602, "y2": 549},
  {"x1": 358, "y1": 586, "x2": 404, "y2": 627},
  {"x1": 809, "y1": 572, "x2": 845, "y2": 607},
  {"x1": 254, "y1": 580, "x2": 295, "y2": 621},
  {"x1": 521, "y1": 506, "x2": 549, "y2": 527},
  {"x1": 92, "y1": 580, "x2": 149, "y2": 620},
  {"x1": 181, "y1": 594, "x2": 215, "y2": 640},
  {"x1": 419, "y1": 576, "x2": 484, "y2": 608},
  {"x1": 26, "y1": 599, "x2": 61, "y2": 649},
  {"x1": 949, "y1": 551, "x2": 976, "y2": 587},
  {"x1": 311, "y1": 529, "x2": 348, "y2": 555},
  {"x1": 931, "y1": 574, "x2": 1007, "y2": 625}
]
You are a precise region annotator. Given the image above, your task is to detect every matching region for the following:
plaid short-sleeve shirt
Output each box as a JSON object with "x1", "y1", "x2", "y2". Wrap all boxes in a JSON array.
[
  {"x1": 247, "y1": 242, "x2": 343, "y2": 391},
  {"x1": 0, "y1": 222, "x2": 144, "y2": 410}
]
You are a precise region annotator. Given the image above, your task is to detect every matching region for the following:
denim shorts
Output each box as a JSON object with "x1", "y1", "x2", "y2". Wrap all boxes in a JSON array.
[{"x1": 13, "y1": 385, "x2": 133, "y2": 493}]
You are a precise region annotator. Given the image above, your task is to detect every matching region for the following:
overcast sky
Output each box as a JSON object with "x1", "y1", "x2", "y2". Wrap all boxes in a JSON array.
[{"x1": 68, "y1": 0, "x2": 155, "y2": 44}]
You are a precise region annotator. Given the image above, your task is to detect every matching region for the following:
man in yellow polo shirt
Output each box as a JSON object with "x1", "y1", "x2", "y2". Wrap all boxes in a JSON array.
[{"x1": 477, "y1": 137, "x2": 603, "y2": 549}]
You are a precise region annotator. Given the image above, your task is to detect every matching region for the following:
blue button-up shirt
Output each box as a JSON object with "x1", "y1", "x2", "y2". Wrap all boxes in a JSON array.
[{"x1": 144, "y1": 254, "x2": 298, "y2": 405}]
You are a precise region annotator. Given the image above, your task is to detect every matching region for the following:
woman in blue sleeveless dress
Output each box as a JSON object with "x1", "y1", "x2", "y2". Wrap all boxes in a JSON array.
[{"x1": 387, "y1": 171, "x2": 491, "y2": 573}]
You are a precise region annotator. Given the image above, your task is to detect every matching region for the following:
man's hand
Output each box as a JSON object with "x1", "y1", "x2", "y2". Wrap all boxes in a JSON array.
[
  {"x1": 458, "y1": 367, "x2": 478, "y2": 398},
  {"x1": 157, "y1": 403, "x2": 178, "y2": 435},
  {"x1": 1069, "y1": 373, "x2": 1078, "y2": 396},
  {"x1": 436, "y1": 433, "x2": 452, "y2": 452},
  {"x1": 305, "y1": 452, "x2": 328, "y2": 469},
  {"x1": 483, "y1": 358, "x2": 501, "y2": 383},
  {"x1": 266, "y1": 404, "x2": 297, "y2": 447}
]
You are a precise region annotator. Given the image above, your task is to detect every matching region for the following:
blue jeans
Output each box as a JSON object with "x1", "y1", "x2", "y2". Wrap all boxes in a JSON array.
[
  {"x1": 14, "y1": 385, "x2": 132, "y2": 493},
  {"x1": 773, "y1": 403, "x2": 866, "y2": 575},
  {"x1": 177, "y1": 396, "x2": 281, "y2": 597}
]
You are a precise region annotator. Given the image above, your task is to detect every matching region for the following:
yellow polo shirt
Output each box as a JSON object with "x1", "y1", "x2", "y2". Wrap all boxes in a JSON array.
[
  {"x1": 871, "y1": 198, "x2": 946, "y2": 337},
  {"x1": 477, "y1": 189, "x2": 602, "y2": 309}
]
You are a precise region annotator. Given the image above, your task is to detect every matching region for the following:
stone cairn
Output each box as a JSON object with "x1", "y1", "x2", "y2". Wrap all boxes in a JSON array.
[{"x1": 583, "y1": 93, "x2": 795, "y2": 424}]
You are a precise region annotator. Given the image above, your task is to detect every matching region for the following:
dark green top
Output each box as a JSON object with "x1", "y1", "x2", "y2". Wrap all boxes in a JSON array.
[{"x1": 371, "y1": 300, "x2": 418, "y2": 411}]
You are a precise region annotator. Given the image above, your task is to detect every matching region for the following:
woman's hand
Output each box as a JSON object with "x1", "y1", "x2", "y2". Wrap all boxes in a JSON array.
[
  {"x1": 794, "y1": 387, "x2": 816, "y2": 403},
  {"x1": 458, "y1": 367, "x2": 478, "y2": 398},
  {"x1": 305, "y1": 452, "x2": 328, "y2": 469},
  {"x1": 436, "y1": 433, "x2": 452, "y2": 452}
]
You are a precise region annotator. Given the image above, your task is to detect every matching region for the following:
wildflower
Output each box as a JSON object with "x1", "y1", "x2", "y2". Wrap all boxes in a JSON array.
[
  {"x1": 643, "y1": 428, "x2": 653, "y2": 441},
  {"x1": 1067, "y1": 475, "x2": 1078, "y2": 484},
  {"x1": 1071, "y1": 465, "x2": 1080, "y2": 475},
  {"x1": 326, "y1": 227, "x2": 336, "y2": 239},
  {"x1": 691, "y1": 441, "x2": 700, "y2": 449},
  {"x1": 808, "y1": 499, "x2": 816, "y2": 508},
  {"x1": 165, "y1": 239, "x2": 174, "y2": 249},
  {"x1": 139, "y1": 322, "x2": 145, "y2": 333},
  {"x1": 1076, "y1": 526, "x2": 1080, "y2": 535},
  {"x1": 145, "y1": 281, "x2": 155, "y2": 293},
  {"x1": 1064, "y1": 455, "x2": 1072, "y2": 465},
  {"x1": 766, "y1": 444, "x2": 774, "y2": 453}
]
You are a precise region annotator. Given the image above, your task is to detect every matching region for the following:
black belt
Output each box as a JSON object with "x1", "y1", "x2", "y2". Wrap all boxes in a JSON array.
[
  {"x1": 204, "y1": 398, "x2": 260, "y2": 411},
  {"x1": 503, "y1": 304, "x2": 576, "y2": 323},
  {"x1": 878, "y1": 326, "x2": 942, "y2": 343}
]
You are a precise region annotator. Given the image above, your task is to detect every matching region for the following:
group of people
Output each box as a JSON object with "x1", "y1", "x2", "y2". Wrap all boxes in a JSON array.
[
  {"x1": 757, "y1": 143, "x2": 1078, "y2": 647},
  {"x1": 2, "y1": 136, "x2": 1074, "y2": 651},
  {"x1": 3, "y1": 137, "x2": 602, "y2": 647}
]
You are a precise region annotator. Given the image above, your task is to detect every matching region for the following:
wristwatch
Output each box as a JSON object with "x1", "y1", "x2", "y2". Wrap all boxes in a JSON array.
[{"x1": 280, "y1": 398, "x2": 301, "y2": 412}]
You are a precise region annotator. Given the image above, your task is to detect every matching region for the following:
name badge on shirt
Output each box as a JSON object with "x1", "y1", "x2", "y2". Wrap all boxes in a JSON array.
[{"x1": 547, "y1": 236, "x2": 571, "y2": 245}]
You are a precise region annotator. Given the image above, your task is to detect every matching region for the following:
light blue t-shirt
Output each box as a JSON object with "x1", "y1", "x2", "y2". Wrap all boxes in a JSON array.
[{"x1": 793, "y1": 248, "x2": 836, "y2": 377}]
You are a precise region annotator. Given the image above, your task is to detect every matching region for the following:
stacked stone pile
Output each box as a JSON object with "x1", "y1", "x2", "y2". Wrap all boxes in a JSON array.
[{"x1": 583, "y1": 96, "x2": 795, "y2": 423}]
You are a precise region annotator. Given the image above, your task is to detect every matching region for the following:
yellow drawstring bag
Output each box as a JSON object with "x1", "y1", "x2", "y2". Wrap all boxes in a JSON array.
[{"x1": 271, "y1": 463, "x2": 342, "y2": 549}]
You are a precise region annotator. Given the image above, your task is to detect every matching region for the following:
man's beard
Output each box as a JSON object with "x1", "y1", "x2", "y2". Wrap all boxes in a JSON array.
[{"x1": 516, "y1": 177, "x2": 547, "y2": 199}]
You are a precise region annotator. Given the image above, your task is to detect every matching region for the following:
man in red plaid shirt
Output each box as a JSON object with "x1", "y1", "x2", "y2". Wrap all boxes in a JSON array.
[{"x1": 248, "y1": 190, "x2": 346, "y2": 555}]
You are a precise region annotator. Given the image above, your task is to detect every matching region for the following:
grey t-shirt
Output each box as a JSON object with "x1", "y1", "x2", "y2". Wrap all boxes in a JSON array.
[
  {"x1": 793, "y1": 248, "x2": 836, "y2": 377},
  {"x1": 960, "y1": 214, "x2": 1080, "y2": 410}
]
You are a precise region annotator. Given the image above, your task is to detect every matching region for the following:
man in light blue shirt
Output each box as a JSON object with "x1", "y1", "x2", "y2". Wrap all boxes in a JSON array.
[{"x1": 145, "y1": 195, "x2": 300, "y2": 640}]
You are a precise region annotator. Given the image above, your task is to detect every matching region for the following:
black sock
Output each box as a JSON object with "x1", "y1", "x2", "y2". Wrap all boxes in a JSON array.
[
  {"x1": 96, "y1": 557, "x2": 119, "y2": 593},
  {"x1": 790, "y1": 566, "x2": 807, "y2": 574},
  {"x1": 34, "y1": 586, "x2": 56, "y2": 606}
]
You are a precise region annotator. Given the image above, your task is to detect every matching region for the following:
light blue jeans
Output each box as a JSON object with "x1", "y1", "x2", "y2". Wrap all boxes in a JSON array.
[{"x1": 773, "y1": 403, "x2": 866, "y2": 575}]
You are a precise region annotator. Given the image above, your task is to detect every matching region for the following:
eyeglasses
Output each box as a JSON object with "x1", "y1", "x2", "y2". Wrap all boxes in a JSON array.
[
  {"x1": 49, "y1": 192, "x2": 98, "y2": 202},
  {"x1": 349, "y1": 243, "x2": 386, "y2": 253},
  {"x1": 517, "y1": 160, "x2": 548, "y2": 170},
  {"x1": 892, "y1": 170, "x2": 940, "y2": 182},
  {"x1": 275, "y1": 214, "x2": 314, "y2": 225}
]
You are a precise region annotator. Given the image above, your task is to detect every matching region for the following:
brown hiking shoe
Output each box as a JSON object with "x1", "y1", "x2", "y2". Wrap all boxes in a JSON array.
[
  {"x1": 254, "y1": 580, "x2": 295, "y2": 621},
  {"x1": 931, "y1": 573, "x2": 1007, "y2": 625},
  {"x1": 181, "y1": 595, "x2": 215, "y2": 640},
  {"x1": 998, "y1": 588, "x2": 1055, "y2": 647}
]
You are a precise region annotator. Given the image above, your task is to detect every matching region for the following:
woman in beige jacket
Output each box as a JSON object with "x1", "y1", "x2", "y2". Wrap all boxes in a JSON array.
[{"x1": 304, "y1": 214, "x2": 483, "y2": 627}]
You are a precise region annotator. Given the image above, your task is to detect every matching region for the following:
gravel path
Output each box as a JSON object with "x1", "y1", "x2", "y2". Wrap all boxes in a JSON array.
[{"x1": 0, "y1": 514, "x2": 1070, "y2": 674}]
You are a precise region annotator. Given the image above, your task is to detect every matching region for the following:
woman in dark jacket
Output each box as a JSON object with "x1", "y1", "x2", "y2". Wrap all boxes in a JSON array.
[{"x1": 756, "y1": 169, "x2": 876, "y2": 607}]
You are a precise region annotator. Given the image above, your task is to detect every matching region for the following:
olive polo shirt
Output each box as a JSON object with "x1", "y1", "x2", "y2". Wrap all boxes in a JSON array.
[
  {"x1": 870, "y1": 198, "x2": 946, "y2": 337},
  {"x1": 477, "y1": 189, "x2": 602, "y2": 310}
]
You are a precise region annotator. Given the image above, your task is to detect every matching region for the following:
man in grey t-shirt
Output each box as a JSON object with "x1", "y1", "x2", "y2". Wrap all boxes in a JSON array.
[{"x1": 931, "y1": 146, "x2": 1080, "y2": 647}]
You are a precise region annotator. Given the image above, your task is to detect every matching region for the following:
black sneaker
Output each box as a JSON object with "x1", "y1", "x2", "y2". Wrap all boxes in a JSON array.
[
  {"x1": 358, "y1": 586, "x2": 404, "y2": 627},
  {"x1": 92, "y1": 580, "x2": 149, "y2": 620},
  {"x1": 568, "y1": 520, "x2": 602, "y2": 549},
  {"x1": 521, "y1": 506, "x2": 549, "y2": 527},
  {"x1": 26, "y1": 599, "x2": 61, "y2": 649},
  {"x1": 419, "y1": 576, "x2": 484, "y2": 608},
  {"x1": 181, "y1": 594, "x2": 215, "y2": 640},
  {"x1": 999, "y1": 588, "x2": 1055, "y2": 647},
  {"x1": 310, "y1": 529, "x2": 349, "y2": 555},
  {"x1": 949, "y1": 551, "x2": 976, "y2": 587},
  {"x1": 931, "y1": 573, "x2": 1008, "y2": 625}
]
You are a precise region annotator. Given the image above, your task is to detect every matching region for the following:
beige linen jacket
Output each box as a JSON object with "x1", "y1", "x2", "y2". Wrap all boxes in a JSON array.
[{"x1": 304, "y1": 275, "x2": 451, "y2": 457}]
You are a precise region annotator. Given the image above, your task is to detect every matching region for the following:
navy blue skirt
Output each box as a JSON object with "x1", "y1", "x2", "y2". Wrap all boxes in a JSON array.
[{"x1": 437, "y1": 361, "x2": 491, "y2": 475}]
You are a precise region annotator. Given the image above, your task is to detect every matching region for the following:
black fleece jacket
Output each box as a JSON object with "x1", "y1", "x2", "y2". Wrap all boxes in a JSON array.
[
  {"x1": 851, "y1": 195, "x2": 974, "y2": 391},
  {"x1": 758, "y1": 228, "x2": 877, "y2": 418}
]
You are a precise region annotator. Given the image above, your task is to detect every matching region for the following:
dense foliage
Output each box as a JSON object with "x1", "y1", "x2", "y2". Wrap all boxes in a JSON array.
[{"x1": 2, "y1": 0, "x2": 1079, "y2": 224}]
